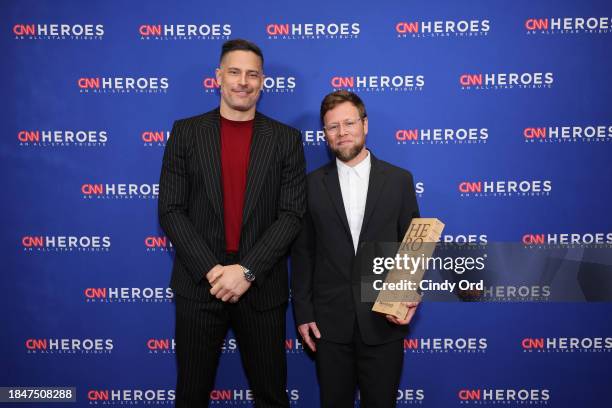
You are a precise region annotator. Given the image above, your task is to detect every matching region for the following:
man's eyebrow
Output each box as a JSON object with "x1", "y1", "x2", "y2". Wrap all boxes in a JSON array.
[{"x1": 226, "y1": 66, "x2": 260, "y2": 72}]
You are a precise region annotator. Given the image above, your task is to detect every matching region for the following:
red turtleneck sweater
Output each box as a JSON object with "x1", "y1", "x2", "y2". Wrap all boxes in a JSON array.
[{"x1": 220, "y1": 116, "x2": 254, "y2": 253}]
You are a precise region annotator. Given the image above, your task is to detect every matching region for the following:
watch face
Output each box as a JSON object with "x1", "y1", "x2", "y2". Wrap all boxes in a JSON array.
[{"x1": 243, "y1": 268, "x2": 255, "y2": 282}]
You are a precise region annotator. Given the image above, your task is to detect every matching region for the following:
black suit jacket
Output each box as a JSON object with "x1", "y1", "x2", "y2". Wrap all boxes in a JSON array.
[
  {"x1": 291, "y1": 153, "x2": 420, "y2": 345},
  {"x1": 158, "y1": 108, "x2": 306, "y2": 310}
]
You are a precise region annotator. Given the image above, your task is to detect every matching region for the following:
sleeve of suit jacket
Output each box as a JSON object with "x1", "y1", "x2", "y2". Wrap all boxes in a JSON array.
[
  {"x1": 158, "y1": 119, "x2": 219, "y2": 284},
  {"x1": 290, "y1": 207, "x2": 316, "y2": 325},
  {"x1": 241, "y1": 129, "x2": 307, "y2": 286}
]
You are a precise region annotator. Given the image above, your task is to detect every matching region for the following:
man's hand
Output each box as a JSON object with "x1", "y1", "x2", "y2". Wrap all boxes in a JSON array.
[
  {"x1": 386, "y1": 302, "x2": 419, "y2": 325},
  {"x1": 205, "y1": 264, "x2": 224, "y2": 285},
  {"x1": 209, "y1": 264, "x2": 252, "y2": 302},
  {"x1": 297, "y1": 322, "x2": 321, "y2": 352}
]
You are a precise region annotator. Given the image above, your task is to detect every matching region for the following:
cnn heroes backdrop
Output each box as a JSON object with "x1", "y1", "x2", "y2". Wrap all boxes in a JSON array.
[{"x1": 3, "y1": 0, "x2": 612, "y2": 406}]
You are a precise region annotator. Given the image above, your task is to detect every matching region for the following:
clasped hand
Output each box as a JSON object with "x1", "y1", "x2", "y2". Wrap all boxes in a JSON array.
[{"x1": 206, "y1": 264, "x2": 251, "y2": 303}]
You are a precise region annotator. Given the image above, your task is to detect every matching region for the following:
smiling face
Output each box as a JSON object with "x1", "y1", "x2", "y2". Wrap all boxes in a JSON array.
[
  {"x1": 323, "y1": 101, "x2": 368, "y2": 163},
  {"x1": 216, "y1": 50, "x2": 264, "y2": 118}
]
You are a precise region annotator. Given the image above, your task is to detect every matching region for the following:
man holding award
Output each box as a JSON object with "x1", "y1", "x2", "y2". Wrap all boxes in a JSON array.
[{"x1": 291, "y1": 90, "x2": 421, "y2": 407}]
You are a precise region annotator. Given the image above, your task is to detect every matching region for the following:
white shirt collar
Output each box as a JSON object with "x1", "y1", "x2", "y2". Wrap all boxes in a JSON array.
[{"x1": 336, "y1": 150, "x2": 371, "y2": 180}]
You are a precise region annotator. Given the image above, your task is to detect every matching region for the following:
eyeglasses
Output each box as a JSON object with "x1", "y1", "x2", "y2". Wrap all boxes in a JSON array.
[{"x1": 323, "y1": 117, "x2": 364, "y2": 136}]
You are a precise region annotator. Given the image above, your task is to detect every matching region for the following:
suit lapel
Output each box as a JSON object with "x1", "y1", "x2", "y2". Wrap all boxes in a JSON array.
[
  {"x1": 322, "y1": 163, "x2": 353, "y2": 243},
  {"x1": 196, "y1": 109, "x2": 224, "y2": 221},
  {"x1": 242, "y1": 112, "x2": 275, "y2": 225},
  {"x1": 359, "y1": 153, "x2": 386, "y2": 245}
]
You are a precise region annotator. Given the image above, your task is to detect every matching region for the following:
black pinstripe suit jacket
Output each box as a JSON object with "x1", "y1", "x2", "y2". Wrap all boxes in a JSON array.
[{"x1": 158, "y1": 108, "x2": 306, "y2": 310}]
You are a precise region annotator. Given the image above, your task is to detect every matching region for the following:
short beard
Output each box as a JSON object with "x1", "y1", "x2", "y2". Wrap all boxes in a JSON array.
[
  {"x1": 332, "y1": 142, "x2": 364, "y2": 163},
  {"x1": 221, "y1": 87, "x2": 257, "y2": 111}
]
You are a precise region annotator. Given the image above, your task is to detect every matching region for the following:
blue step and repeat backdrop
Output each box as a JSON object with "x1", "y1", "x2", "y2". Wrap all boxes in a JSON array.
[{"x1": 2, "y1": 0, "x2": 612, "y2": 406}]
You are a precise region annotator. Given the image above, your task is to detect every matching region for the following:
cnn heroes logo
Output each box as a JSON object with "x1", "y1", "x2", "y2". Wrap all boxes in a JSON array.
[
  {"x1": 460, "y1": 72, "x2": 554, "y2": 90},
  {"x1": 524, "y1": 125, "x2": 612, "y2": 143},
  {"x1": 521, "y1": 337, "x2": 612, "y2": 353},
  {"x1": 87, "y1": 389, "x2": 174, "y2": 404},
  {"x1": 13, "y1": 23, "x2": 104, "y2": 40},
  {"x1": 396, "y1": 127, "x2": 488, "y2": 145},
  {"x1": 208, "y1": 389, "x2": 300, "y2": 403},
  {"x1": 459, "y1": 180, "x2": 552, "y2": 197},
  {"x1": 144, "y1": 336, "x2": 239, "y2": 354},
  {"x1": 458, "y1": 388, "x2": 550, "y2": 404},
  {"x1": 139, "y1": 23, "x2": 231, "y2": 40},
  {"x1": 404, "y1": 337, "x2": 488, "y2": 354},
  {"x1": 78, "y1": 77, "x2": 169, "y2": 94},
  {"x1": 81, "y1": 183, "x2": 158, "y2": 199},
  {"x1": 18, "y1": 130, "x2": 107, "y2": 147},
  {"x1": 142, "y1": 130, "x2": 170, "y2": 147},
  {"x1": 147, "y1": 338, "x2": 176, "y2": 354},
  {"x1": 25, "y1": 338, "x2": 113, "y2": 354},
  {"x1": 522, "y1": 232, "x2": 612, "y2": 247},
  {"x1": 331, "y1": 74, "x2": 425, "y2": 92},
  {"x1": 22, "y1": 235, "x2": 111, "y2": 252},
  {"x1": 84, "y1": 287, "x2": 174, "y2": 303},
  {"x1": 525, "y1": 17, "x2": 612, "y2": 35},
  {"x1": 396, "y1": 19, "x2": 490, "y2": 38},
  {"x1": 266, "y1": 22, "x2": 360, "y2": 39},
  {"x1": 145, "y1": 236, "x2": 174, "y2": 252},
  {"x1": 202, "y1": 76, "x2": 296, "y2": 93}
]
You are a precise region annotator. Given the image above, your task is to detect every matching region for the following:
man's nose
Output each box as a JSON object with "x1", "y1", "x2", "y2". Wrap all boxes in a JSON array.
[
  {"x1": 338, "y1": 122, "x2": 349, "y2": 135},
  {"x1": 239, "y1": 73, "x2": 248, "y2": 86}
]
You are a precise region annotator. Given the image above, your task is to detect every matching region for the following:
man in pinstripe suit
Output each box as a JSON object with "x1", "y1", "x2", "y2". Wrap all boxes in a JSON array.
[{"x1": 158, "y1": 39, "x2": 306, "y2": 407}]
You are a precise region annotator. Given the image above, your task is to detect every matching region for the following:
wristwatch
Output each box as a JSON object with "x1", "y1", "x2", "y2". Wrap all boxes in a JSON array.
[{"x1": 240, "y1": 265, "x2": 256, "y2": 282}]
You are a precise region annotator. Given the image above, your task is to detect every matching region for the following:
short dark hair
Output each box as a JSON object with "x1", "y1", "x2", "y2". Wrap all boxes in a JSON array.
[
  {"x1": 220, "y1": 39, "x2": 264, "y2": 66},
  {"x1": 320, "y1": 90, "x2": 367, "y2": 124}
]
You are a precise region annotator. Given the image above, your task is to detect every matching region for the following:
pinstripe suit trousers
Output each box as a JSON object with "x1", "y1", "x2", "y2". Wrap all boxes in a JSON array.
[{"x1": 174, "y1": 256, "x2": 289, "y2": 408}]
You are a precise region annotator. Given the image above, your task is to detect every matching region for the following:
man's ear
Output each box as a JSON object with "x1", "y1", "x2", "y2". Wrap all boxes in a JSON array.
[{"x1": 215, "y1": 68, "x2": 222, "y2": 86}]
